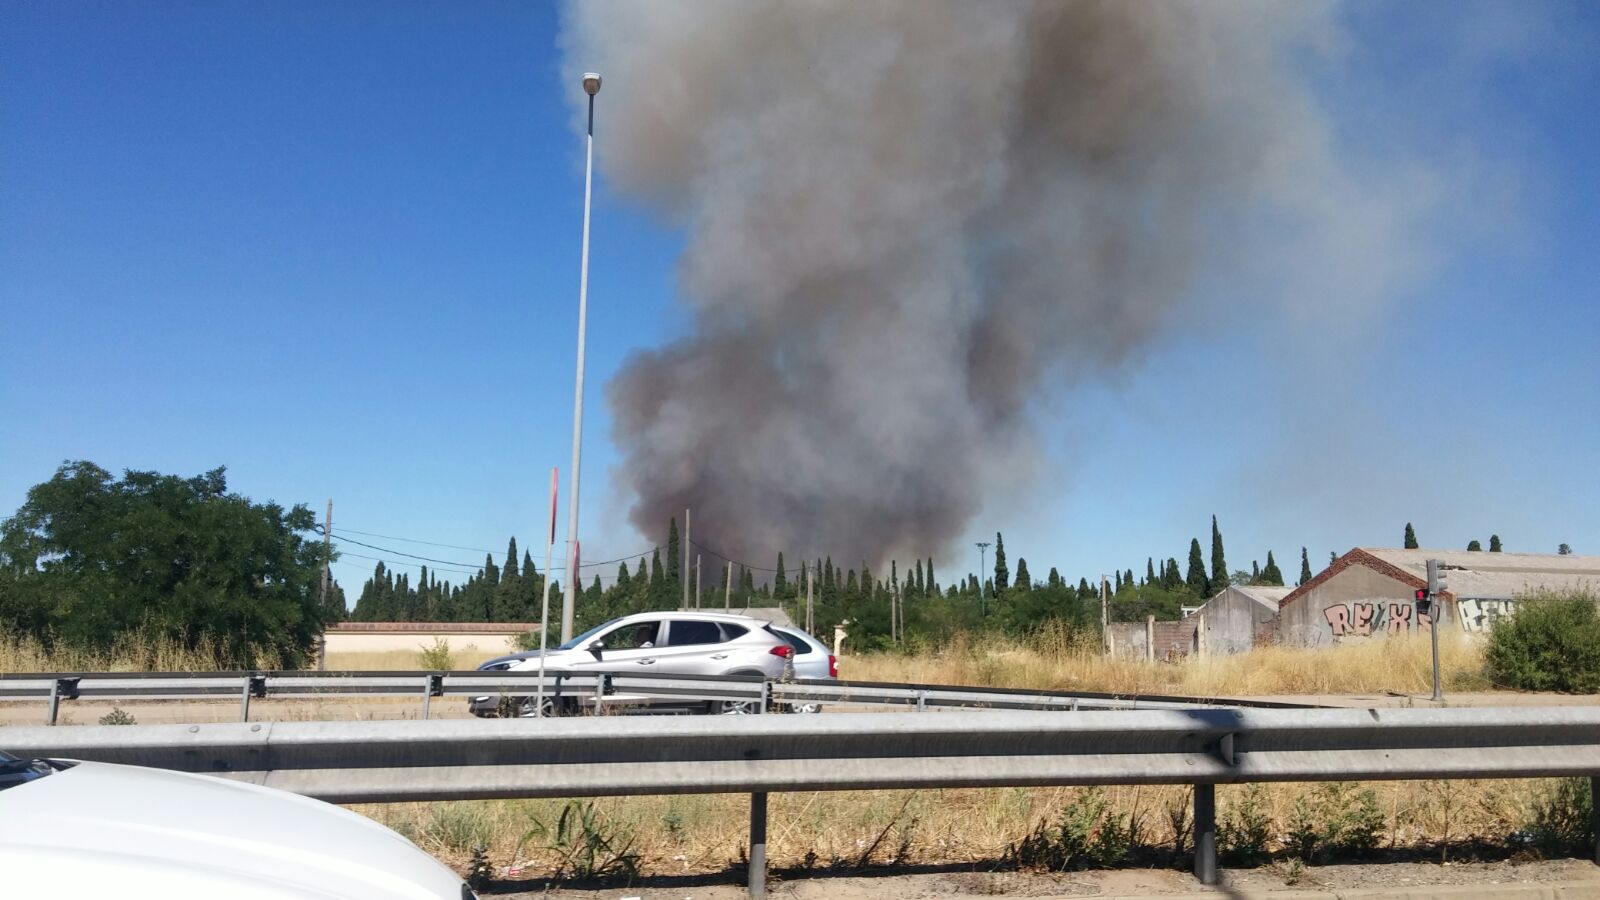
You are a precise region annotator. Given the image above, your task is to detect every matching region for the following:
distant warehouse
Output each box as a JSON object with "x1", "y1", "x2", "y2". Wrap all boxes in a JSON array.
[{"x1": 1276, "y1": 548, "x2": 1600, "y2": 647}]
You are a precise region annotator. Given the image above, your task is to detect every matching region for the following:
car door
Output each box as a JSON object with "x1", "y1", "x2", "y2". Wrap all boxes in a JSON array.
[{"x1": 653, "y1": 618, "x2": 735, "y2": 675}]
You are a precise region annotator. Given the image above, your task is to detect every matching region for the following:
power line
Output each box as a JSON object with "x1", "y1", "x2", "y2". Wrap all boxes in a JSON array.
[
  {"x1": 329, "y1": 530, "x2": 658, "y2": 573},
  {"x1": 687, "y1": 537, "x2": 782, "y2": 573},
  {"x1": 326, "y1": 527, "x2": 498, "y2": 555}
]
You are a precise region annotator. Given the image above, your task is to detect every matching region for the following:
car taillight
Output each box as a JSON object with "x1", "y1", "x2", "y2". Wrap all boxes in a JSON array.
[
  {"x1": 769, "y1": 645, "x2": 793, "y2": 659},
  {"x1": 828, "y1": 654, "x2": 838, "y2": 678}
]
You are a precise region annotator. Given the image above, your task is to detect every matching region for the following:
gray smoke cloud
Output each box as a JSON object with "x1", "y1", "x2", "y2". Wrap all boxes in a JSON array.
[{"x1": 561, "y1": 1, "x2": 1427, "y2": 564}]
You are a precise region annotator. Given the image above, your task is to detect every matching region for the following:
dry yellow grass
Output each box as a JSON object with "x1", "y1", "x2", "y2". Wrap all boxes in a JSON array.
[
  {"x1": 846, "y1": 627, "x2": 1489, "y2": 697},
  {"x1": 322, "y1": 647, "x2": 504, "y2": 671},
  {"x1": 363, "y1": 777, "x2": 1566, "y2": 880}
]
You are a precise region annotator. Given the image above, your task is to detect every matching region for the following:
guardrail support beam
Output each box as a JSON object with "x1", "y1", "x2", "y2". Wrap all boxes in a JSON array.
[
  {"x1": 1591, "y1": 777, "x2": 1599, "y2": 866},
  {"x1": 749, "y1": 791, "x2": 768, "y2": 897},
  {"x1": 1194, "y1": 783, "x2": 1217, "y2": 885}
]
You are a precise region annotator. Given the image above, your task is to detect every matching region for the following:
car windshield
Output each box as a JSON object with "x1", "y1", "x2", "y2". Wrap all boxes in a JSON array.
[{"x1": 556, "y1": 620, "x2": 612, "y2": 651}]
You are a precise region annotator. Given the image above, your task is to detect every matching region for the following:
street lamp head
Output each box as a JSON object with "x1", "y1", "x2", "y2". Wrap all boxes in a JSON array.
[{"x1": 582, "y1": 72, "x2": 602, "y2": 96}]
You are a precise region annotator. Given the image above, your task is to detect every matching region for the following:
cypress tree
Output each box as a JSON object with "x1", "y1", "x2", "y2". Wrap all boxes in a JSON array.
[
  {"x1": 1185, "y1": 538, "x2": 1209, "y2": 596},
  {"x1": 926, "y1": 557, "x2": 936, "y2": 595},
  {"x1": 1163, "y1": 558, "x2": 1181, "y2": 590},
  {"x1": 1489, "y1": 534, "x2": 1503, "y2": 552},
  {"x1": 1015, "y1": 558, "x2": 1031, "y2": 590},
  {"x1": 503, "y1": 538, "x2": 519, "y2": 579},
  {"x1": 1467, "y1": 539, "x2": 1482, "y2": 551},
  {"x1": 1114, "y1": 570, "x2": 1123, "y2": 592},
  {"x1": 1077, "y1": 577, "x2": 1093, "y2": 603},
  {"x1": 1404, "y1": 523, "x2": 1418, "y2": 549},
  {"x1": 1298, "y1": 547, "x2": 1312, "y2": 586},
  {"x1": 1147, "y1": 558, "x2": 1156, "y2": 586},
  {"x1": 666, "y1": 518, "x2": 681, "y2": 584},
  {"x1": 1047, "y1": 567, "x2": 1061, "y2": 589},
  {"x1": 1260, "y1": 551, "x2": 1284, "y2": 586},
  {"x1": 774, "y1": 552, "x2": 787, "y2": 597},
  {"x1": 913, "y1": 559, "x2": 925, "y2": 597},
  {"x1": 1210, "y1": 516, "x2": 1228, "y2": 592},
  {"x1": 1124, "y1": 569, "x2": 1133, "y2": 588},
  {"x1": 993, "y1": 533, "x2": 1009, "y2": 592},
  {"x1": 1251, "y1": 560, "x2": 1260, "y2": 581}
]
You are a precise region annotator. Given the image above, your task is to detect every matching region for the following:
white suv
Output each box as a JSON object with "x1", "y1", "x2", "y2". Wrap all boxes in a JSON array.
[{"x1": 471, "y1": 611, "x2": 793, "y2": 717}]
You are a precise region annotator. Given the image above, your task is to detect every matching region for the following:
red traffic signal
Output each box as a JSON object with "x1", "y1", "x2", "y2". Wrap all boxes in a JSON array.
[{"x1": 1414, "y1": 588, "x2": 1428, "y2": 601}]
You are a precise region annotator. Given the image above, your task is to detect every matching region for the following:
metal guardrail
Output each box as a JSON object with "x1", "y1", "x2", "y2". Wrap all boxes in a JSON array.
[
  {"x1": 0, "y1": 669, "x2": 1319, "y2": 724},
  {"x1": 4, "y1": 706, "x2": 1599, "y2": 895}
]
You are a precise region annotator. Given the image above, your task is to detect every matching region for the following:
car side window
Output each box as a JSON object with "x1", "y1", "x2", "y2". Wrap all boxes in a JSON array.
[
  {"x1": 772, "y1": 629, "x2": 812, "y2": 656},
  {"x1": 601, "y1": 621, "x2": 659, "y2": 651},
  {"x1": 718, "y1": 623, "x2": 748, "y2": 641},
  {"x1": 665, "y1": 620, "x2": 722, "y2": 646}
]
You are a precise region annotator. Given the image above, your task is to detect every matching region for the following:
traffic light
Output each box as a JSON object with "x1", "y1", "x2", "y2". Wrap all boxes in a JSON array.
[
  {"x1": 1414, "y1": 586, "x2": 1431, "y2": 616},
  {"x1": 1425, "y1": 559, "x2": 1445, "y2": 595}
]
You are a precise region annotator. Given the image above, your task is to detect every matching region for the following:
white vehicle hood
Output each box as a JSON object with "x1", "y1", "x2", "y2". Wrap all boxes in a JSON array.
[{"x1": 0, "y1": 760, "x2": 467, "y2": 899}]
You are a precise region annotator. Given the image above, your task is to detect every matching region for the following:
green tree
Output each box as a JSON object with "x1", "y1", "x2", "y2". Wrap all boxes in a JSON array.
[
  {"x1": 1146, "y1": 558, "x2": 1156, "y2": 585},
  {"x1": 1298, "y1": 547, "x2": 1313, "y2": 586},
  {"x1": 1404, "y1": 523, "x2": 1418, "y2": 549},
  {"x1": 1468, "y1": 539, "x2": 1483, "y2": 551},
  {"x1": 666, "y1": 517, "x2": 681, "y2": 585},
  {"x1": 1014, "y1": 558, "x2": 1031, "y2": 591},
  {"x1": 1260, "y1": 550, "x2": 1284, "y2": 586},
  {"x1": 1559, "y1": 543, "x2": 1573, "y2": 556},
  {"x1": 774, "y1": 552, "x2": 788, "y2": 597},
  {"x1": 993, "y1": 533, "x2": 1009, "y2": 593},
  {"x1": 1210, "y1": 515, "x2": 1228, "y2": 592},
  {"x1": 1485, "y1": 592, "x2": 1600, "y2": 693},
  {"x1": 0, "y1": 461, "x2": 327, "y2": 667},
  {"x1": 1489, "y1": 534, "x2": 1503, "y2": 552},
  {"x1": 1185, "y1": 538, "x2": 1208, "y2": 596}
]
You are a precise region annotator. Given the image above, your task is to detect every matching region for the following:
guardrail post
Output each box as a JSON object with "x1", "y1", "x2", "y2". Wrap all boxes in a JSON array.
[
  {"x1": 593, "y1": 674, "x2": 608, "y2": 715},
  {"x1": 916, "y1": 689, "x2": 927, "y2": 712},
  {"x1": 1193, "y1": 783, "x2": 1217, "y2": 885},
  {"x1": 1591, "y1": 777, "x2": 1599, "y2": 866},
  {"x1": 421, "y1": 674, "x2": 444, "y2": 720},
  {"x1": 749, "y1": 791, "x2": 768, "y2": 897},
  {"x1": 47, "y1": 677, "x2": 80, "y2": 726},
  {"x1": 239, "y1": 673, "x2": 268, "y2": 722}
]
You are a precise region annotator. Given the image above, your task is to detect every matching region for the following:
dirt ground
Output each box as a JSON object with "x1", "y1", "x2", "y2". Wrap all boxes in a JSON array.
[{"x1": 487, "y1": 858, "x2": 1600, "y2": 899}]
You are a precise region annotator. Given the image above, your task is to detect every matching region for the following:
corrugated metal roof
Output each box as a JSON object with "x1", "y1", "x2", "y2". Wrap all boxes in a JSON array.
[
  {"x1": 1360, "y1": 548, "x2": 1600, "y2": 600},
  {"x1": 1230, "y1": 584, "x2": 1294, "y2": 606}
]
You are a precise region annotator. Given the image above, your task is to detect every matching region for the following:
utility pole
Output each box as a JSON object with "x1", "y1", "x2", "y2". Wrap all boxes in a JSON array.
[
  {"x1": 975, "y1": 542, "x2": 991, "y2": 617},
  {"x1": 1101, "y1": 573, "x2": 1110, "y2": 656},
  {"x1": 806, "y1": 565, "x2": 815, "y2": 634},
  {"x1": 561, "y1": 72, "x2": 603, "y2": 645},
  {"x1": 724, "y1": 561, "x2": 733, "y2": 611},
  {"x1": 536, "y1": 468, "x2": 558, "y2": 717},
  {"x1": 319, "y1": 498, "x2": 332, "y2": 614},
  {"x1": 682, "y1": 508, "x2": 691, "y2": 610},
  {"x1": 695, "y1": 553, "x2": 702, "y2": 609}
]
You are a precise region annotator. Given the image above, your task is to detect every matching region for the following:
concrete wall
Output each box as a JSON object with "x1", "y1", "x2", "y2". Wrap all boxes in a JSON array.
[
  {"x1": 1107, "y1": 618, "x2": 1197, "y2": 661},
  {"x1": 1195, "y1": 588, "x2": 1280, "y2": 656},
  {"x1": 1277, "y1": 566, "x2": 1451, "y2": 647},
  {"x1": 323, "y1": 623, "x2": 537, "y2": 656}
]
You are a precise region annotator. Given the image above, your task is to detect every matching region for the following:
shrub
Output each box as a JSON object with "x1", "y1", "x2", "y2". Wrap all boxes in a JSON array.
[
  {"x1": 1010, "y1": 788, "x2": 1135, "y2": 870},
  {"x1": 1485, "y1": 592, "x2": 1600, "y2": 693},
  {"x1": 417, "y1": 637, "x2": 453, "y2": 671},
  {"x1": 1284, "y1": 783, "x2": 1385, "y2": 862},
  {"x1": 97, "y1": 707, "x2": 136, "y2": 725},
  {"x1": 1526, "y1": 777, "x2": 1594, "y2": 858},
  {"x1": 1219, "y1": 784, "x2": 1273, "y2": 866}
]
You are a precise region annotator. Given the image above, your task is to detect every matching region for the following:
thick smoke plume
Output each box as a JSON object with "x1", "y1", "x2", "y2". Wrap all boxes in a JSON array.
[{"x1": 563, "y1": 1, "x2": 1417, "y2": 563}]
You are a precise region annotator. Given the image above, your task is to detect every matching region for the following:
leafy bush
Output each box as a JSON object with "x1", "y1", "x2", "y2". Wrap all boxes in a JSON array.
[
  {"x1": 417, "y1": 637, "x2": 453, "y2": 671},
  {"x1": 1485, "y1": 592, "x2": 1600, "y2": 693},
  {"x1": 1284, "y1": 783, "x2": 1385, "y2": 862},
  {"x1": 1525, "y1": 777, "x2": 1594, "y2": 858},
  {"x1": 1219, "y1": 784, "x2": 1273, "y2": 865},
  {"x1": 1010, "y1": 788, "x2": 1135, "y2": 870},
  {"x1": 97, "y1": 707, "x2": 136, "y2": 725}
]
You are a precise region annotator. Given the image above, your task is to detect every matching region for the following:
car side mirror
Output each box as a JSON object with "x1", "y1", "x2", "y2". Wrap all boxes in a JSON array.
[{"x1": 586, "y1": 641, "x2": 604, "y2": 657}]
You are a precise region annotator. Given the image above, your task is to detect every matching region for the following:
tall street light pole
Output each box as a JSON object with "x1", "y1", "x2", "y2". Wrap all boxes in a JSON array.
[
  {"x1": 561, "y1": 71, "x2": 602, "y2": 644},
  {"x1": 975, "y1": 542, "x2": 991, "y2": 616}
]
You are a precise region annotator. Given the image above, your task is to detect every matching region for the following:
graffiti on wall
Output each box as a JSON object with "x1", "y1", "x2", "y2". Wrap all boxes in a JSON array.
[
  {"x1": 1456, "y1": 597, "x2": 1517, "y2": 632},
  {"x1": 1323, "y1": 600, "x2": 1433, "y2": 638}
]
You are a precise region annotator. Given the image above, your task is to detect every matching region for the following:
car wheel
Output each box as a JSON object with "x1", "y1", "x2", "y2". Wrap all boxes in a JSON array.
[
  {"x1": 786, "y1": 702, "x2": 822, "y2": 714},
  {"x1": 515, "y1": 696, "x2": 559, "y2": 718},
  {"x1": 709, "y1": 699, "x2": 760, "y2": 715}
]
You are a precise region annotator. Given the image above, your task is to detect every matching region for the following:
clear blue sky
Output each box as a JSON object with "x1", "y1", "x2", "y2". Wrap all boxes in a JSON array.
[{"x1": 3, "y1": 2, "x2": 1597, "y2": 599}]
